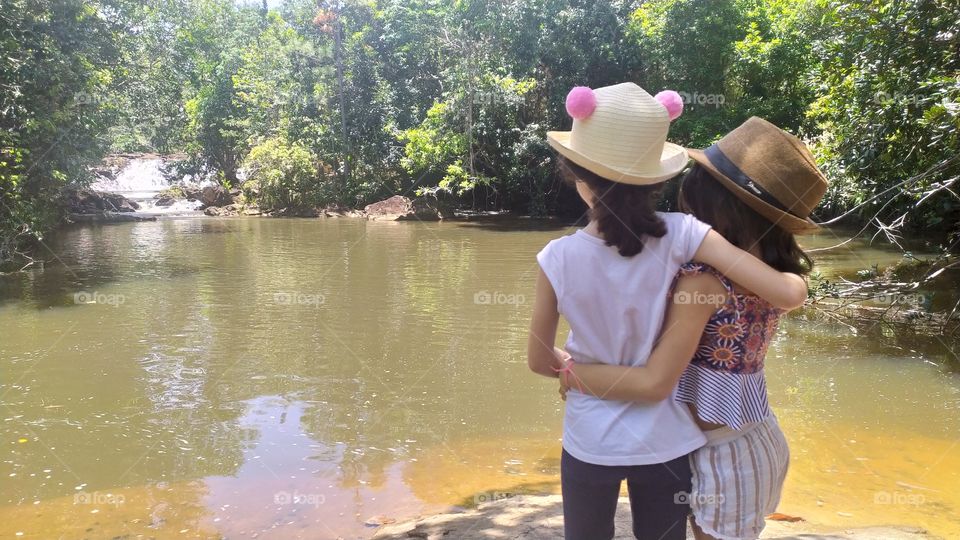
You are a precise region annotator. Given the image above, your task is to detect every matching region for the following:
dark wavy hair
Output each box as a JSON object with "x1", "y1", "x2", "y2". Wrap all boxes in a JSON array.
[
  {"x1": 678, "y1": 164, "x2": 813, "y2": 275},
  {"x1": 557, "y1": 156, "x2": 666, "y2": 257}
]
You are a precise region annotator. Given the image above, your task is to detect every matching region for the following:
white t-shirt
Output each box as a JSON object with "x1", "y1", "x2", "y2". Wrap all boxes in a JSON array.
[{"x1": 536, "y1": 212, "x2": 711, "y2": 466}]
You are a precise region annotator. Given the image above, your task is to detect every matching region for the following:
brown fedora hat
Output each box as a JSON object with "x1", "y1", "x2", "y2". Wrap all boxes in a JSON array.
[{"x1": 687, "y1": 117, "x2": 828, "y2": 233}]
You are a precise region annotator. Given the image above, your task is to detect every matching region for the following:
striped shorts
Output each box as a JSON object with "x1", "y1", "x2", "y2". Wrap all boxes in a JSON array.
[{"x1": 688, "y1": 413, "x2": 789, "y2": 540}]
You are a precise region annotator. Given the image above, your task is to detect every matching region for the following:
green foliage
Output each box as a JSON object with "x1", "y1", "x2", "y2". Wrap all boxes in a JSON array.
[
  {"x1": 806, "y1": 0, "x2": 960, "y2": 238},
  {"x1": 630, "y1": 0, "x2": 817, "y2": 146},
  {"x1": 0, "y1": 0, "x2": 119, "y2": 266},
  {"x1": 399, "y1": 102, "x2": 467, "y2": 180},
  {"x1": 244, "y1": 137, "x2": 323, "y2": 210},
  {"x1": 395, "y1": 0, "x2": 644, "y2": 213},
  {"x1": 185, "y1": 56, "x2": 248, "y2": 186},
  {"x1": 3, "y1": 0, "x2": 959, "y2": 268}
]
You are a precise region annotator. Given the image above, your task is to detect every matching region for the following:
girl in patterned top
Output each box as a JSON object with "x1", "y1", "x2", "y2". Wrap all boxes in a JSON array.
[{"x1": 558, "y1": 117, "x2": 828, "y2": 540}]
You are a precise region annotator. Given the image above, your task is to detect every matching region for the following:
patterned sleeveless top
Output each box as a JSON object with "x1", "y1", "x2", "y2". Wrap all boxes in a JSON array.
[{"x1": 672, "y1": 263, "x2": 784, "y2": 430}]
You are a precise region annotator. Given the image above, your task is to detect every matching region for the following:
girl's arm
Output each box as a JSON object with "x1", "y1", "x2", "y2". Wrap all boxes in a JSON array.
[
  {"x1": 561, "y1": 272, "x2": 724, "y2": 401},
  {"x1": 694, "y1": 229, "x2": 807, "y2": 310},
  {"x1": 527, "y1": 267, "x2": 567, "y2": 378}
]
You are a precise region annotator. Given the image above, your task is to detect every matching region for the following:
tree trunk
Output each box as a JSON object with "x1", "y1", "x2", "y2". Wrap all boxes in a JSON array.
[{"x1": 333, "y1": 19, "x2": 350, "y2": 198}]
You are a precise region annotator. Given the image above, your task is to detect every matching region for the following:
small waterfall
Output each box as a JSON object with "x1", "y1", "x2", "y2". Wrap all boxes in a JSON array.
[{"x1": 91, "y1": 156, "x2": 204, "y2": 215}]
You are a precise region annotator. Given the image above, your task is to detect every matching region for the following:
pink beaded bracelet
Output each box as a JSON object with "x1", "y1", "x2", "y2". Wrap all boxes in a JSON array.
[{"x1": 552, "y1": 358, "x2": 584, "y2": 393}]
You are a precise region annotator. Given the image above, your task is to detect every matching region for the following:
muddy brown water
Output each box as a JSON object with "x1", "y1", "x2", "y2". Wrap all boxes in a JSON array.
[{"x1": 0, "y1": 217, "x2": 957, "y2": 538}]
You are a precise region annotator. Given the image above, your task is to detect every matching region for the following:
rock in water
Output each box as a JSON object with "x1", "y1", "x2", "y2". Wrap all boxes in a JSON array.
[
  {"x1": 63, "y1": 187, "x2": 140, "y2": 214},
  {"x1": 364, "y1": 195, "x2": 413, "y2": 220},
  {"x1": 204, "y1": 204, "x2": 245, "y2": 217},
  {"x1": 181, "y1": 184, "x2": 203, "y2": 201},
  {"x1": 154, "y1": 195, "x2": 176, "y2": 207},
  {"x1": 203, "y1": 204, "x2": 234, "y2": 217},
  {"x1": 363, "y1": 195, "x2": 451, "y2": 221},
  {"x1": 107, "y1": 194, "x2": 140, "y2": 212},
  {"x1": 364, "y1": 515, "x2": 396, "y2": 527},
  {"x1": 68, "y1": 213, "x2": 156, "y2": 223},
  {"x1": 410, "y1": 196, "x2": 454, "y2": 220},
  {"x1": 200, "y1": 185, "x2": 233, "y2": 208}
]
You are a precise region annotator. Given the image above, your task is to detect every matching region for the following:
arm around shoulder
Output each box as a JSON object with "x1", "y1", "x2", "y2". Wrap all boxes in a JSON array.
[{"x1": 693, "y1": 230, "x2": 807, "y2": 310}]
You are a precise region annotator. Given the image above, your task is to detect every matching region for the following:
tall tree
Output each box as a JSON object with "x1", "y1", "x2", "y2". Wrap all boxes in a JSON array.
[{"x1": 0, "y1": 0, "x2": 119, "y2": 266}]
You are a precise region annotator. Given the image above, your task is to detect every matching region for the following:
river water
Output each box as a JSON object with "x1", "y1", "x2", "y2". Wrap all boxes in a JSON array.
[{"x1": 0, "y1": 217, "x2": 957, "y2": 539}]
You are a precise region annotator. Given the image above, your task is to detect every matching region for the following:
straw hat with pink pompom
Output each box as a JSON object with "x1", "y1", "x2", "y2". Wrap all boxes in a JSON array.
[{"x1": 547, "y1": 82, "x2": 688, "y2": 185}]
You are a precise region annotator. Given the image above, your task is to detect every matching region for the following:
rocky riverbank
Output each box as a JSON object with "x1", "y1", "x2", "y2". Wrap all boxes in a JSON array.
[
  {"x1": 195, "y1": 193, "x2": 454, "y2": 220},
  {"x1": 59, "y1": 153, "x2": 470, "y2": 224},
  {"x1": 62, "y1": 187, "x2": 156, "y2": 223},
  {"x1": 371, "y1": 495, "x2": 935, "y2": 540},
  {"x1": 64, "y1": 184, "x2": 460, "y2": 223}
]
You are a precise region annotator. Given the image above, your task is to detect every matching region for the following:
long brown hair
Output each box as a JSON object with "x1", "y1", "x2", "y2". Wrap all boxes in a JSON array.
[
  {"x1": 557, "y1": 156, "x2": 666, "y2": 257},
  {"x1": 679, "y1": 164, "x2": 813, "y2": 275}
]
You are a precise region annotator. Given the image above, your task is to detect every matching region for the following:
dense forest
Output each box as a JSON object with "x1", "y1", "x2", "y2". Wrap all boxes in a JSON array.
[{"x1": 1, "y1": 0, "x2": 958, "y2": 265}]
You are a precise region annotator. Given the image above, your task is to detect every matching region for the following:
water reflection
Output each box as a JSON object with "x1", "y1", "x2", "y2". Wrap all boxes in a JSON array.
[{"x1": 0, "y1": 218, "x2": 957, "y2": 538}]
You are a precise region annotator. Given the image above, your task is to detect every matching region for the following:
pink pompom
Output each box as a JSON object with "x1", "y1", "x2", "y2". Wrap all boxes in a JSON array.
[
  {"x1": 654, "y1": 90, "x2": 684, "y2": 121},
  {"x1": 565, "y1": 86, "x2": 597, "y2": 120}
]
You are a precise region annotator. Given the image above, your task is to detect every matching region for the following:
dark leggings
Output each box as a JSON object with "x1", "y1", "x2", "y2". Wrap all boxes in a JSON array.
[{"x1": 561, "y1": 448, "x2": 692, "y2": 540}]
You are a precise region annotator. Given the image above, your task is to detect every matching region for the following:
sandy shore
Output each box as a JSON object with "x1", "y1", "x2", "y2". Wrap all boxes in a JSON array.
[{"x1": 371, "y1": 495, "x2": 935, "y2": 540}]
